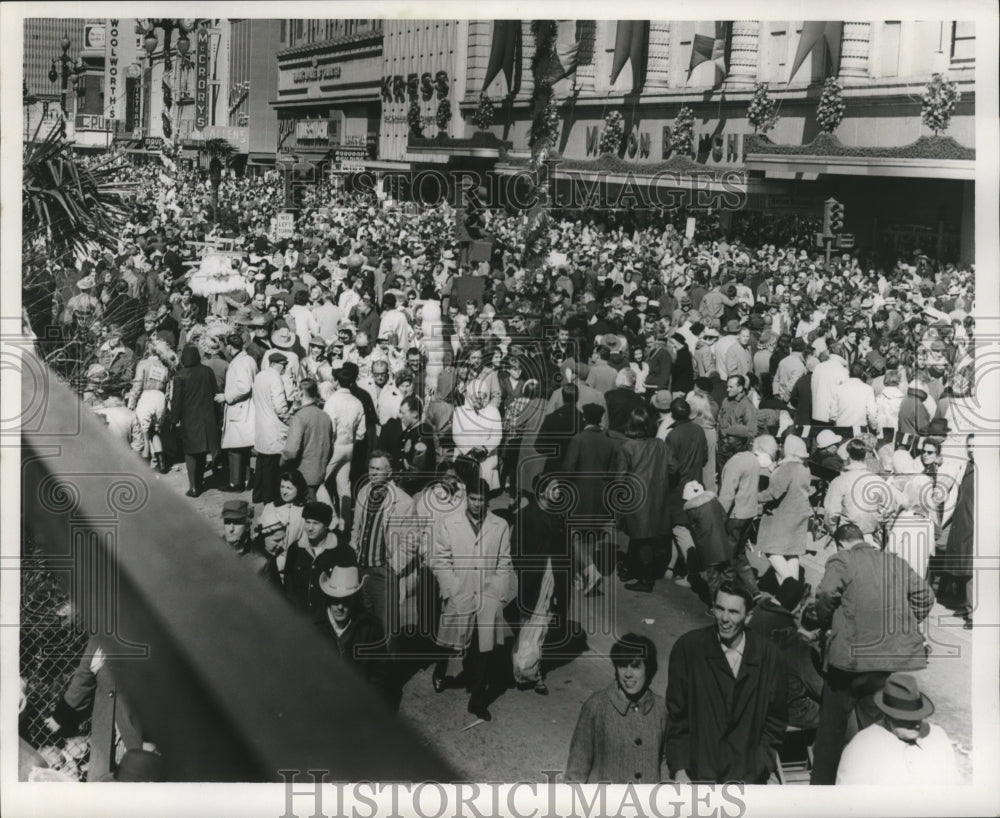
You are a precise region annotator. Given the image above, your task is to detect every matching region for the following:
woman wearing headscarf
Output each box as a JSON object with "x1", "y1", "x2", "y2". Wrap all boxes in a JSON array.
[
  {"x1": 168, "y1": 344, "x2": 221, "y2": 497},
  {"x1": 756, "y1": 434, "x2": 813, "y2": 589}
]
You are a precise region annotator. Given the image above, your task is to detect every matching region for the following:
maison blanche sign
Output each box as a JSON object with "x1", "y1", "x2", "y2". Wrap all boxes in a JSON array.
[{"x1": 293, "y1": 65, "x2": 342, "y2": 83}]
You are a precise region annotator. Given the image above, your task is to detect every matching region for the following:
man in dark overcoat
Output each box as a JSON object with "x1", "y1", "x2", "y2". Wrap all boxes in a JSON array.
[{"x1": 665, "y1": 581, "x2": 787, "y2": 783}]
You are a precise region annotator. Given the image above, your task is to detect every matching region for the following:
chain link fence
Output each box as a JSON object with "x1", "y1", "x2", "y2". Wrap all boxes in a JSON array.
[{"x1": 19, "y1": 531, "x2": 90, "y2": 780}]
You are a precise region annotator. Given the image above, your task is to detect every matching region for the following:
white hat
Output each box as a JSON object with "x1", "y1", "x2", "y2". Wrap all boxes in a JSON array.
[
  {"x1": 318, "y1": 565, "x2": 367, "y2": 599},
  {"x1": 77, "y1": 274, "x2": 97, "y2": 290},
  {"x1": 783, "y1": 435, "x2": 808, "y2": 459},
  {"x1": 815, "y1": 429, "x2": 843, "y2": 449},
  {"x1": 682, "y1": 480, "x2": 705, "y2": 502}
]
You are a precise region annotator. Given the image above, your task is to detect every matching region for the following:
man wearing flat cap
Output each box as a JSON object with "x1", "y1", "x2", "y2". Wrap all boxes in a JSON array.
[{"x1": 221, "y1": 500, "x2": 253, "y2": 553}]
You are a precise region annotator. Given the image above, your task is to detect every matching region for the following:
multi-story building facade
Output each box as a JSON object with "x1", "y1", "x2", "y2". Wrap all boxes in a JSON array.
[
  {"x1": 383, "y1": 19, "x2": 977, "y2": 263},
  {"x1": 22, "y1": 18, "x2": 85, "y2": 143},
  {"x1": 271, "y1": 19, "x2": 383, "y2": 173}
]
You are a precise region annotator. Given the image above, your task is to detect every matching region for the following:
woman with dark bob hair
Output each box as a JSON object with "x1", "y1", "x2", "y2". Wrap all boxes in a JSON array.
[
  {"x1": 258, "y1": 468, "x2": 309, "y2": 554},
  {"x1": 565, "y1": 633, "x2": 667, "y2": 783}
]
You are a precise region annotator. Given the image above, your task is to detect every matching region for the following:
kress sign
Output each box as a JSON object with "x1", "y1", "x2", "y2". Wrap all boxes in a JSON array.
[{"x1": 381, "y1": 71, "x2": 449, "y2": 103}]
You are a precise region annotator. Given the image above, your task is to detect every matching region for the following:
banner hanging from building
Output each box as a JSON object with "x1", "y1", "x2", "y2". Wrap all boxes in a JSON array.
[
  {"x1": 688, "y1": 21, "x2": 729, "y2": 87},
  {"x1": 789, "y1": 21, "x2": 843, "y2": 81},
  {"x1": 610, "y1": 20, "x2": 650, "y2": 93},
  {"x1": 482, "y1": 20, "x2": 522, "y2": 94}
]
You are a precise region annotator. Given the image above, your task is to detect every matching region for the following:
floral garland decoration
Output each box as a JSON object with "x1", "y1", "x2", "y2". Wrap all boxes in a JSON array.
[
  {"x1": 816, "y1": 77, "x2": 845, "y2": 135},
  {"x1": 747, "y1": 82, "x2": 779, "y2": 136},
  {"x1": 598, "y1": 110, "x2": 624, "y2": 155},
  {"x1": 921, "y1": 73, "x2": 961, "y2": 136},
  {"x1": 436, "y1": 98, "x2": 452, "y2": 133},
  {"x1": 473, "y1": 93, "x2": 496, "y2": 131},
  {"x1": 543, "y1": 98, "x2": 561, "y2": 150},
  {"x1": 529, "y1": 20, "x2": 558, "y2": 153},
  {"x1": 407, "y1": 99, "x2": 423, "y2": 138},
  {"x1": 670, "y1": 105, "x2": 694, "y2": 156}
]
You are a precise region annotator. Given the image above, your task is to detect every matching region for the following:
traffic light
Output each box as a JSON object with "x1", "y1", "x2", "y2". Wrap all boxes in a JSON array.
[
  {"x1": 823, "y1": 198, "x2": 845, "y2": 235},
  {"x1": 460, "y1": 185, "x2": 488, "y2": 241}
]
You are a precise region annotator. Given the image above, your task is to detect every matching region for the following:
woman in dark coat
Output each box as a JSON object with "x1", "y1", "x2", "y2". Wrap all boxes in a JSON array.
[
  {"x1": 510, "y1": 476, "x2": 569, "y2": 692},
  {"x1": 681, "y1": 480, "x2": 734, "y2": 599},
  {"x1": 945, "y1": 452, "x2": 974, "y2": 628},
  {"x1": 669, "y1": 333, "x2": 695, "y2": 396},
  {"x1": 615, "y1": 407, "x2": 673, "y2": 592},
  {"x1": 169, "y1": 344, "x2": 221, "y2": 496}
]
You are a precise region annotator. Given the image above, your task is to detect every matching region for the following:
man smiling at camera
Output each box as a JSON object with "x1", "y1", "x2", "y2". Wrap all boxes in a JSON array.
[{"x1": 665, "y1": 581, "x2": 788, "y2": 784}]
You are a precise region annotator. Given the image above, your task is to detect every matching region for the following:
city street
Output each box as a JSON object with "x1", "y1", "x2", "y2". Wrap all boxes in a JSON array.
[{"x1": 163, "y1": 464, "x2": 973, "y2": 784}]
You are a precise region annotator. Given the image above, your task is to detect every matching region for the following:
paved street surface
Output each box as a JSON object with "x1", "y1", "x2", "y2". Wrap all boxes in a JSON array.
[{"x1": 161, "y1": 463, "x2": 972, "y2": 784}]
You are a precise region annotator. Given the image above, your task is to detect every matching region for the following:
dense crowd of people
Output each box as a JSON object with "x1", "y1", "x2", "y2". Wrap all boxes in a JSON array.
[{"x1": 26, "y1": 153, "x2": 976, "y2": 784}]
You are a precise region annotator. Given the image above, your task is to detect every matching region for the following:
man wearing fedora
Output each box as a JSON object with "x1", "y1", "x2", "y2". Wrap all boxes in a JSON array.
[
  {"x1": 810, "y1": 523, "x2": 935, "y2": 784},
  {"x1": 62, "y1": 274, "x2": 100, "y2": 325},
  {"x1": 263, "y1": 326, "x2": 301, "y2": 399},
  {"x1": 835, "y1": 674, "x2": 961, "y2": 784}
]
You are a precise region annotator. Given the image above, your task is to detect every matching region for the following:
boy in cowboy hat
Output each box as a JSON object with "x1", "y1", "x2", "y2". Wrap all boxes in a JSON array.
[{"x1": 835, "y1": 673, "x2": 961, "y2": 784}]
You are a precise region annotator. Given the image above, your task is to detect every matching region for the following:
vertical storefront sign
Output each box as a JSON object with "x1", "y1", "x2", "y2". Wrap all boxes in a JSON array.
[
  {"x1": 195, "y1": 28, "x2": 210, "y2": 130},
  {"x1": 102, "y1": 20, "x2": 137, "y2": 124},
  {"x1": 124, "y1": 77, "x2": 138, "y2": 132}
]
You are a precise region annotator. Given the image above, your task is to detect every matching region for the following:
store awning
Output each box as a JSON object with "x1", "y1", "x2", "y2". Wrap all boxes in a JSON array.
[
  {"x1": 745, "y1": 152, "x2": 975, "y2": 181},
  {"x1": 744, "y1": 133, "x2": 976, "y2": 181},
  {"x1": 248, "y1": 153, "x2": 276, "y2": 166}
]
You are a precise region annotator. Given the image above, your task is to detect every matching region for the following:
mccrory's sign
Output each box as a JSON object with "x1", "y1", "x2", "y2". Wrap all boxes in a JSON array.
[{"x1": 194, "y1": 28, "x2": 210, "y2": 131}]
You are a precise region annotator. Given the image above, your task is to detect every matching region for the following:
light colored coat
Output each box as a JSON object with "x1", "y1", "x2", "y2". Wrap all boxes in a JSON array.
[
  {"x1": 252, "y1": 366, "x2": 289, "y2": 455},
  {"x1": 875, "y1": 385, "x2": 905, "y2": 432},
  {"x1": 452, "y1": 404, "x2": 503, "y2": 490},
  {"x1": 810, "y1": 354, "x2": 848, "y2": 423},
  {"x1": 349, "y1": 480, "x2": 416, "y2": 566},
  {"x1": 221, "y1": 350, "x2": 257, "y2": 449},
  {"x1": 431, "y1": 510, "x2": 516, "y2": 652},
  {"x1": 756, "y1": 459, "x2": 813, "y2": 555}
]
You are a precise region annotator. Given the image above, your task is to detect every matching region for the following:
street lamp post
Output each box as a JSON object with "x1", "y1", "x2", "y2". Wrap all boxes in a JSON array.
[
  {"x1": 48, "y1": 36, "x2": 85, "y2": 118},
  {"x1": 139, "y1": 18, "x2": 196, "y2": 148},
  {"x1": 209, "y1": 156, "x2": 223, "y2": 226}
]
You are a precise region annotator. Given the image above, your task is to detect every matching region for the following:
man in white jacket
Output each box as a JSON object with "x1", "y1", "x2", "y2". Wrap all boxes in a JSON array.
[
  {"x1": 810, "y1": 345, "x2": 849, "y2": 425},
  {"x1": 830, "y1": 363, "x2": 878, "y2": 431},
  {"x1": 252, "y1": 353, "x2": 290, "y2": 505},
  {"x1": 875, "y1": 369, "x2": 906, "y2": 433}
]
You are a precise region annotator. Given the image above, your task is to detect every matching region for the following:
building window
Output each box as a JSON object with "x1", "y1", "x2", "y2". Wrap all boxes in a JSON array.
[
  {"x1": 668, "y1": 21, "x2": 695, "y2": 87},
  {"x1": 951, "y1": 21, "x2": 974, "y2": 66},
  {"x1": 879, "y1": 21, "x2": 902, "y2": 77},
  {"x1": 279, "y1": 19, "x2": 286, "y2": 44},
  {"x1": 762, "y1": 22, "x2": 788, "y2": 83}
]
